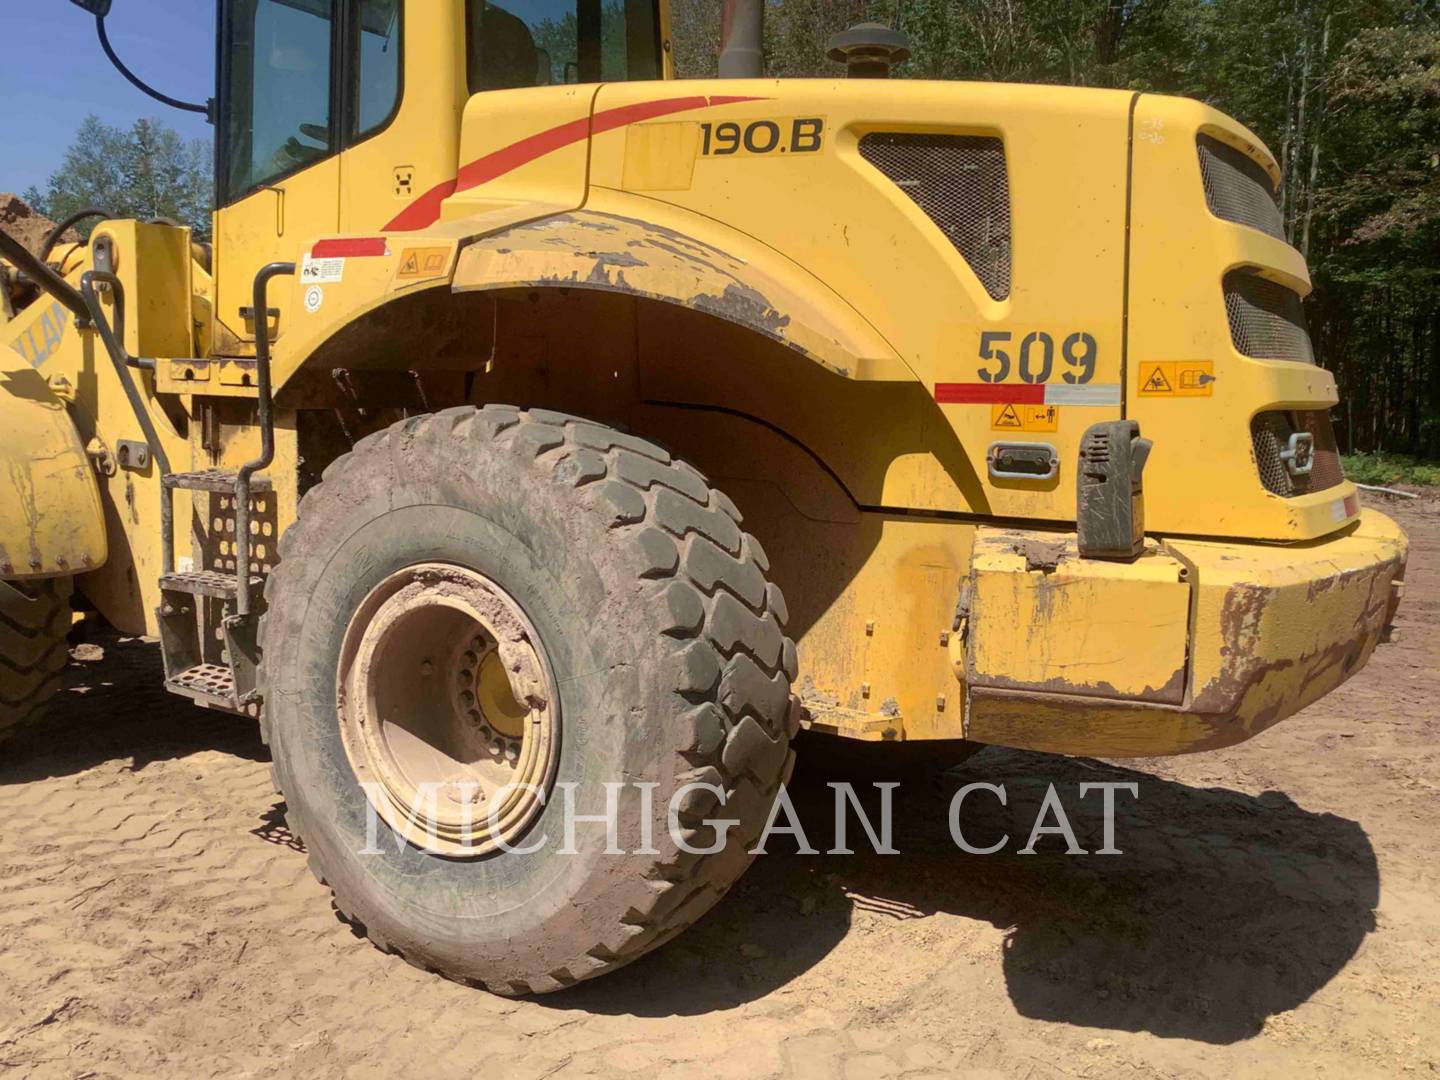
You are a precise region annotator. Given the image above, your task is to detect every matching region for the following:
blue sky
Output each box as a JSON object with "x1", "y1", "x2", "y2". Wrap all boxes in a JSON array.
[{"x1": 1, "y1": 1, "x2": 214, "y2": 195}]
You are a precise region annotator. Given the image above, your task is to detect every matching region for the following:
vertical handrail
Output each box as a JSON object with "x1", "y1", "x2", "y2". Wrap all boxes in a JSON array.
[{"x1": 234, "y1": 262, "x2": 294, "y2": 616}]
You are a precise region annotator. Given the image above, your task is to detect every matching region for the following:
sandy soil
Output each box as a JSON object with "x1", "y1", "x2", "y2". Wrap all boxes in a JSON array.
[
  {"x1": 1, "y1": 494, "x2": 1435, "y2": 1079},
  {"x1": 0, "y1": 195, "x2": 76, "y2": 258}
]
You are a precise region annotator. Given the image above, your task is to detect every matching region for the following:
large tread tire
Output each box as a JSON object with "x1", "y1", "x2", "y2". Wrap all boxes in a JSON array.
[
  {"x1": 0, "y1": 577, "x2": 72, "y2": 744},
  {"x1": 259, "y1": 406, "x2": 797, "y2": 993}
]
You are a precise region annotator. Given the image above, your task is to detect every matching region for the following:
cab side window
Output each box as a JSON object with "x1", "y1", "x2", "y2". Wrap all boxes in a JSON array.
[
  {"x1": 466, "y1": 0, "x2": 661, "y2": 93},
  {"x1": 220, "y1": 0, "x2": 403, "y2": 206},
  {"x1": 223, "y1": 0, "x2": 336, "y2": 201},
  {"x1": 352, "y1": 0, "x2": 402, "y2": 140}
]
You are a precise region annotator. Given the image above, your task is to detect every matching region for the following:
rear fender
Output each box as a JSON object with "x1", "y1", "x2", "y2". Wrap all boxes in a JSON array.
[{"x1": 450, "y1": 204, "x2": 913, "y2": 382}]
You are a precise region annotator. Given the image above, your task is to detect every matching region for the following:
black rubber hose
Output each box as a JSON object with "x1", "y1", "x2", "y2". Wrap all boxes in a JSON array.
[
  {"x1": 95, "y1": 15, "x2": 210, "y2": 116},
  {"x1": 38, "y1": 208, "x2": 111, "y2": 264},
  {"x1": 0, "y1": 229, "x2": 90, "y2": 324}
]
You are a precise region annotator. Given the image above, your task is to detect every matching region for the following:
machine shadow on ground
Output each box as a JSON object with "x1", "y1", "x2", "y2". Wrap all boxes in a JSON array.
[
  {"x1": 3, "y1": 632, "x2": 1379, "y2": 1045},
  {"x1": 553, "y1": 749, "x2": 1379, "y2": 1044},
  {"x1": 0, "y1": 632, "x2": 269, "y2": 786}
]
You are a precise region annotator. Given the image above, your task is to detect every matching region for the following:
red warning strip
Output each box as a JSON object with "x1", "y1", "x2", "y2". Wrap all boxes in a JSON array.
[
  {"x1": 936, "y1": 383, "x2": 1043, "y2": 405},
  {"x1": 384, "y1": 94, "x2": 767, "y2": 233},
  {"x1": 935, "y1": 382, "x2": 1122, "y2": 406},
  {"x1": 312, "y1": 237, "x2": 389, "y2": 258}
]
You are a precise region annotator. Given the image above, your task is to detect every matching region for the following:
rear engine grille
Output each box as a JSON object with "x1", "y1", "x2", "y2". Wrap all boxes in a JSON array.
[
  {"x1": 1224, "y1": 270, "x2": 1314, "y2": 362},
  {"x1": 860, "y1": 133, "x2": 1011, "y2": 300},
  {"x1": 1251, "y1": 410, "x2": 1344, "y2": 497},
  {"x1": 1197, "y1": 134, "x2": 1286, "y2": 240}
]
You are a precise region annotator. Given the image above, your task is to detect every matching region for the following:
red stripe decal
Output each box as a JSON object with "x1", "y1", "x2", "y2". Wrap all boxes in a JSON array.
[
  {"x1": 384, "y1": 181, "x2": 459, "y2": 233},
  {"x1": 313, "y1": 237, "x2": 389, "y2": 258},
  {"x1": 935, "y1": 383, "x2": 1046, "y2": 405},
  {"x1": 383, "y1": 94, "x2": 767, "y2": 232},
  {"x1": 455, "y1": 116, "x2": 591, "y2": 192}
]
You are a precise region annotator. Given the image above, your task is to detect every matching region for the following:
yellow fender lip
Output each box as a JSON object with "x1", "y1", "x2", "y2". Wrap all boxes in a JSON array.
[{"x1": 451, "y1": 208, "x2": 910, "y2": 381}]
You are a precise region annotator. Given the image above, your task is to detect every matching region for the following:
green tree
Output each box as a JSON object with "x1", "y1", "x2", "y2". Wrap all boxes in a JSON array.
[
  {"x1": 671, "y1": 0, "x2": 722, "y2": 76},
  {"x1": 1308, "y1": 23, "x2": 1440, "y2": 454},
  {"x1": 24, "y1": 115, "x2": 212, "y2": 241}
]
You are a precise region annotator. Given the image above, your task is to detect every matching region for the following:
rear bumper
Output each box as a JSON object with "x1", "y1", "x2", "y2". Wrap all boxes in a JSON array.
[{"x1": 964, "y1": 510, "x2": 1408, "y2": 757}]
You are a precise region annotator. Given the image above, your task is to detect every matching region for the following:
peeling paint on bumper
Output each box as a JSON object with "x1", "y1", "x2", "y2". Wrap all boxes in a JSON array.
[{"x1": 964, "y1": 510, "x2": 1408, "y2": 757}]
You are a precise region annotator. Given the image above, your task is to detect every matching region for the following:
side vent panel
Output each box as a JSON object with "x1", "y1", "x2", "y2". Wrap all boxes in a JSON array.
[
  {"x1": 1251, "y1": 409, "x2": 1344, "y2": 497},
  {"x1": 1197, "y1": 134, "x2": 1286, "y2": 240},
  {"x1": 860, "y1": 133, "x2": 1011, "y2": 300},
  {"x1": 1224, "y1": 269, "x2": 1315, "y2": 363}
]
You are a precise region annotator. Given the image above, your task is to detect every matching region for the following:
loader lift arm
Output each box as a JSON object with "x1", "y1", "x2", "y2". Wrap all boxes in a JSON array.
[{"x1": 0, "y1": 230, "x2": 90, "y2": 327}]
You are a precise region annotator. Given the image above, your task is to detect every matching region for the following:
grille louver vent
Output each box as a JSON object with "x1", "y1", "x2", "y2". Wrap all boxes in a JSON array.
[
  {"x1": 1197, "y1": 134, "x2": 1286, "y2": 240},
  {"x1": 1224, "y1": 270, "x2": 1314, "y2": 363},
  {"x1": 860, "y1": 133, "x2": 1011, "y2": 300}
]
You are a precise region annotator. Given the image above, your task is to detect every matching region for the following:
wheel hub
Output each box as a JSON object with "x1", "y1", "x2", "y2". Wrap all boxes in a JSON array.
[{"x1": 337, "y1": 563, "x2": 559, "y2": 856}]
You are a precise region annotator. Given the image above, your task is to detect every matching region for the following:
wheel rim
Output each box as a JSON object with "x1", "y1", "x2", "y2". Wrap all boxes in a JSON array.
[{"x1": 336, "y1": 563, "x2": 560, "y2": 857}]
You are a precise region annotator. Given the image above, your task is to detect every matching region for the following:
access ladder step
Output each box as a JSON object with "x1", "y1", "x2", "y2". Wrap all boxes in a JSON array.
[
  {"x1": 164, "y1": 468, "x2": 272, "y2": 493},
  {"x1": 166, "y1": 663, "x2": 239, "y2": 709},
  {"x1": 160, "y1": 570, "x2": 262, "y2": 600}
]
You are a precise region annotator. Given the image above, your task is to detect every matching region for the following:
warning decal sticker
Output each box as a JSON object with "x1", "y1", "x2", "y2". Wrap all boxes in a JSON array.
[
  {"x1": 1138, "y1": 361, "x2": 1215, "y2": 397},
  {"x1": 990, "y1": 403, "x2": 1060, "y2": 432},
  {"x1": 1142, "y1": 365, "x2": 1173, "y2": 393},
  {"x1": 300, "y1": 254, "x2": 345, "y2": 284},
  {"x1": 397, "y1": 247, "x2": 450, "y2": 281}
]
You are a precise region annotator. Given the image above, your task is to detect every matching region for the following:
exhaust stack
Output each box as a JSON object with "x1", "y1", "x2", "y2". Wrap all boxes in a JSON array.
[
  {"x1": 718, "y1": 0, "x2": 764, "y2": 78},
  {"x1": 827, "y1": 22, "x2": 911, "y2": 78}
]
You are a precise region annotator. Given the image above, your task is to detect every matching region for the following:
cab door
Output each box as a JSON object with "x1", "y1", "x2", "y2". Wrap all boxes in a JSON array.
[{"x1": 214, "y1": 0, "x2": 342, "y2": 347}]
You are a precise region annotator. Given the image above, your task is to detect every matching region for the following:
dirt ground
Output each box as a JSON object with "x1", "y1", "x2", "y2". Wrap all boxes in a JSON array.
[
  {"x1": 1, "y1": 494, "x2": 1435, "y2": 1079},
  {"x1": 0, "y1": 195, "x2": 77, "y2": 257}
]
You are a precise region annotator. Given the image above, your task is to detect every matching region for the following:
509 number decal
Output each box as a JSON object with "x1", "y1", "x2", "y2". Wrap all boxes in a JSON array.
[
  {"x1": 700, "y1": 117, "x2": 825, "y2": 157},
  {"x1": 977, "y1": 330, "x2": 1097, "y2": 384}
]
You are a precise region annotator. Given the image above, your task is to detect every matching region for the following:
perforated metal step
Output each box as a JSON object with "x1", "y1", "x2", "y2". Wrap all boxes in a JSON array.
[
  {"x1": 164, "y1": 469, "x2": 272, "y2": 493},
  {"x1": 166, "y1": 663, "x2": 238, "y2": 708},
  {"x1": 159, "y1": 570, "x2": 261, "y2": 599}
]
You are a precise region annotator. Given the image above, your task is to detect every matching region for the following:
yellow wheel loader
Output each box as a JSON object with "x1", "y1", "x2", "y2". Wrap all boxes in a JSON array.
[{"x1": 0, "y1": 0, "x2": 1407, "y2": 993}]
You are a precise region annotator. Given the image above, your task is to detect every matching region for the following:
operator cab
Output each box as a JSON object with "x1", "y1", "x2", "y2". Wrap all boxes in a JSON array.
[
  {"x1": 206, "y1": 0, "x2": 666, "y2": 346},
  {"x1": 218, "y1": 0, "x2": 664, "y2": 207},
  {"x1": 62, "y1": 0, "x2": 668, "y2": 344}
]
